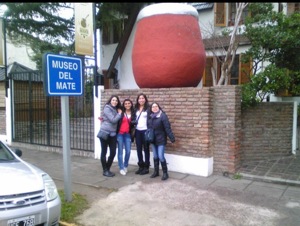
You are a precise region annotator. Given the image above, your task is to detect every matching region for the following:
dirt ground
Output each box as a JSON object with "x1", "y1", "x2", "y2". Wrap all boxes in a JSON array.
[{"x1": 54, "y1": 179, "x2": 296, "y2": 226}]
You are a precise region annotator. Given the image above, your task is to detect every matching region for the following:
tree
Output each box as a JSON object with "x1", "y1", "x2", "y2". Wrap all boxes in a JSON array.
[
  {"x1": 216, "y1": 3, "x2": 248, "y2": 86},
  {"x1": 1, "y1": 3, "x2": 148, "y2": 69},
  {"x1": 201, "y1": 3, "x2": 248, "y2": 86},
  {"x1": 1, "y1": 3, "x2": 74, "y2": 69},
  {"x1": 242, "y1": 3, "x2": 300, "y2": 107}
]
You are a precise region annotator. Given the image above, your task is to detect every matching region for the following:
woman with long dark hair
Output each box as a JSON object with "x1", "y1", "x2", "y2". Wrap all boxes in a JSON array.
[
  {"x1": 148, "y1": 102, "x2": 175, "y2": 180},
  {"x1": 98, "y1": 95, "x2": 122, "y2": 177},
  {"x1": 134, "y1": 93, "x2": 150, "y2": 175},
  {"x1": 116, "y1": 98, "x2": 135, "y2": 175}
]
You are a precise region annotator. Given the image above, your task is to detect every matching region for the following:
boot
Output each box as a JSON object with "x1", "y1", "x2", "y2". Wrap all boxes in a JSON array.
[
  {"x1": 161, "y1": 161, "x2": 169, "y2": 181},
  {"x1": 135, "y1": 162, "x2": 144, "y2": 174},
  {"x1": 102, "y1": 162, "x2": 115, "y2": 177},
  {"x1": 150, "y1": 158, "x2": 159, "y2": 178},
  {"x1": 140, "y1": 162, "x2": 150, "y2": 175},
  {"x1": 103, "y1": 170, "x2": 115, "y2": 177},
  {"x1": 106, "y1": 157, "x2": 115, "y2": 177}
]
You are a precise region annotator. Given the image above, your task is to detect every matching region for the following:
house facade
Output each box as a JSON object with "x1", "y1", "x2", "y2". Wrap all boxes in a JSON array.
[
  {"x1": 99, "y1": 2, "x2": 299, "y2": 90},
  {"x1": 0, "y1": 28, "x2": 37, "y2": 141},
  {"x1": 0, "y1": 35, "x2": 37, "y2": 108}
]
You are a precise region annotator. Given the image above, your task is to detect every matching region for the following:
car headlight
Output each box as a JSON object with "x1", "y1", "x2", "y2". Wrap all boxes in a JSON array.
[{"x1": 42, "y1": 174, "x2": 59, "y2": 201}]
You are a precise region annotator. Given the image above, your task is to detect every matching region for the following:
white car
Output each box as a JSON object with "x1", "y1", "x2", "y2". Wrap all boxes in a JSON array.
[{"x1": 0, "y1": 141, "x2": 61, "y2": 226}]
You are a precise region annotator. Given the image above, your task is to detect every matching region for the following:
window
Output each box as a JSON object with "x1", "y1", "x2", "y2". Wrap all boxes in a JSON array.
[
  {"x1": 102, "y1": 19, "x2": 128, "y2": 45},
  {"x1": 230, "y1": 56, "x2": 239, "y2": 85},
  {"x1": 215, "y1": 3, "x2": 249, "y2": 27},
  {"x1": 228, "y1": 3, "x2": 249, "y2": 26},
  {"x1": 202, "y1": 54, "x2": 252, "y2": 86},
  {"x1": 278, "y1": 3, "x2": 284, "y2": 13},
  {"x1": 215, "y1": 3, "x2": 226, "y2": 26},
  {"x1": 203, "y1": 58, "x2": 214, "y2": 87}
]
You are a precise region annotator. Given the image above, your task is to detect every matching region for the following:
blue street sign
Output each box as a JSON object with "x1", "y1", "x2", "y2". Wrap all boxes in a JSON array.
[{"x1": 43, "y1": 53, "x2": 83, "y2": 96}]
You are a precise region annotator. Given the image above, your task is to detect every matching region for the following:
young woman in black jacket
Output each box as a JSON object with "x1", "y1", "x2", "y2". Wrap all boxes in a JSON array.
[{"x1": 147, "y1": 102, "x2": 175, "y2": 180}]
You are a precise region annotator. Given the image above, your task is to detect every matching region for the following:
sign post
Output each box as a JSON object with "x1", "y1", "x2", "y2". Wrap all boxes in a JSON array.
[{"x1": 43, "y1": 53, "x2": 83, "y2": 202}]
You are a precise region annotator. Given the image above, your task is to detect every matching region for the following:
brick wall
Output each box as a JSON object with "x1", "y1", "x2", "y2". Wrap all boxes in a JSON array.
[
  {"x1": 101, "y1": 87, "x2": 213, "y2": 158},
  {"x1": 101, "y1": 86, "x2": 294, "y2": 174},
  {"x1": 241, "y1": 102, "x2": 293, "y2": 160},
  {"x1": 211, "y1": 86, "x2": 242, "y2": 173}
]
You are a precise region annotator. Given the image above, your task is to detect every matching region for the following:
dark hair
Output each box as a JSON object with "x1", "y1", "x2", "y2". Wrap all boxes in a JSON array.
[
  {"x1": 122, "y1": 98, "x2": 135, "y2": 116},
  {"x1": 149, "y1": 102, "x2": 163, "y2": 113},
  {"x1": 106, "y1": 95, "x2": 121, "y2": 109},
  {"x1": 134, "y1": 93, "x2": 149, "y2": 112}
]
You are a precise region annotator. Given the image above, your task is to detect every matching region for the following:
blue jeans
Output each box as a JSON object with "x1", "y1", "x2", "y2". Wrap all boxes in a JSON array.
[
  {"x1": 117, "y1": 133, "x2": 132, "y2": 170},
  {"x1": 151, "y1": 144, "x2": 166, "y2": 162}
]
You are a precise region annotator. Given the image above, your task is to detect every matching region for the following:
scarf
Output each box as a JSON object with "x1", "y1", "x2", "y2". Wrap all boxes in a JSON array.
[{"x1": 150, "y1": 110, "x2": 161, "y2": 119}]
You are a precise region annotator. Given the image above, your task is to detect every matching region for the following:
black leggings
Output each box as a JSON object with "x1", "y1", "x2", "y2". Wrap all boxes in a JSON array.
[
  {"x1": 135, "y1": 129, "x2": 150, "y2": 166},
  {"x1": 100, "y1": 135, "x2": 117, "y2": 171}
]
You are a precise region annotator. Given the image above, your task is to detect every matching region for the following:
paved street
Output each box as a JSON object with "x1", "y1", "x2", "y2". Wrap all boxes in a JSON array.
[{"x1": 11, "y1": 144, "x2": 300, "y2": 226}]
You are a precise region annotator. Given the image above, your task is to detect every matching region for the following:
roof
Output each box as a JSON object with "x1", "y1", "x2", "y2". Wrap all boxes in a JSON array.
[
  {"x1": 0, "y1": 62, "x2": 40, "y2": 82},
  {"x1": 190, "y1": 3, "x2": 214, "y2": 11},
  {"x1": 203, "y1": 35, "x2": 251, "y2": 50}
]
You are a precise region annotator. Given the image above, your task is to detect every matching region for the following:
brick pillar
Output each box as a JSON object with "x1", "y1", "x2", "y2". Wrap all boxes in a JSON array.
[{"x1": 211, "y1": 86, "x2": 242, "y2": 173}]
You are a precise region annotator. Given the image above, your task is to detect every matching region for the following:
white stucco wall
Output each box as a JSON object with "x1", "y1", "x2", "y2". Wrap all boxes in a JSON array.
[
  {"x1": 6, "y1": 40, "x2": 36, "y2": 69},
  {"x1": 118, "y1": 23, "x2": 139, "y2": 89},
  {"x1": 198, "y1": 9, "x2": 215, "y2": 39}
]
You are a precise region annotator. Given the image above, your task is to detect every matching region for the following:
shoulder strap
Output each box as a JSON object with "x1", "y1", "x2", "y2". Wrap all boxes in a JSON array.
[{"x1": 136, "y1": 110, "x2": 142, "y2": 122}]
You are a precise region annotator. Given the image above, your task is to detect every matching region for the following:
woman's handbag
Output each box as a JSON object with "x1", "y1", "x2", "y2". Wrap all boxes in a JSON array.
[
  {"x1": 97, "y1": 129, "x2": 109, "y2": 141},
  {"x1": 130, "y1": 112, "x2": 142, "y2": 143},
  {"x1": 130, "y1": 127, "x2": 136, "y2": 142},
  {"x1": 145, "y1": 128, "x2": 155, "y2": 143}
]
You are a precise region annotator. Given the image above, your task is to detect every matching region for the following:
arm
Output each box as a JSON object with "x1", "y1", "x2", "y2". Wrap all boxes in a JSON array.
[
  {"x1": 162, "y1": 113, "x2": 175, "y2": 143},
  {"x1": 103, "y1": 105, "x2": 121, "y2": 124}
]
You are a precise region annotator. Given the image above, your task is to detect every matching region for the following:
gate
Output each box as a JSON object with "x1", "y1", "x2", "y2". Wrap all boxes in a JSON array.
[{"x1": 9, "y1": 67, "x2": 94, "y2": 152}]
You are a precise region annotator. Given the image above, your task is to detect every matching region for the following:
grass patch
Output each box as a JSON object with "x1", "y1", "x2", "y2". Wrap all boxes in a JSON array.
[
  {"x1": 233, "y1": 172, "x2": 243, "y2": 180},
  {"x1": 59, "y1": 190, "x2": 89, "y2": 224}
]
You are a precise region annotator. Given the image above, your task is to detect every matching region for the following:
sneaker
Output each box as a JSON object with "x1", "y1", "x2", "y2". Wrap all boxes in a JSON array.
[
  {"x1": 120, "y1": 169, "x2": 126, "y2": 175},
  {"x1": 124, "y1": 167, "x2": 128, "y2": 173}
]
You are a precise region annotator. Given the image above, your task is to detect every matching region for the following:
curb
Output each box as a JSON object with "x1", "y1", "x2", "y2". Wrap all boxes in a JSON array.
[
  {"x1": 240, "y1": 173, "x2": 300, "y2": 186},
  {"x1": 59, "y1": 221, "x2": 77, "y2": 226}
]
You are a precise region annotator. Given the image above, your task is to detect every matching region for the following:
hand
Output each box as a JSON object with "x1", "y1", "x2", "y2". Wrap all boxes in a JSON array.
[{"x1": 117, "y1": 109, "x2": 122, "y2": 114}]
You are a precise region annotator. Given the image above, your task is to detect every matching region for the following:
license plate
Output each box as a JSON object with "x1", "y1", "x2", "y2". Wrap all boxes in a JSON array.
[{"x1": 7, "y1": 215, "x2": 35, "y2": 226}]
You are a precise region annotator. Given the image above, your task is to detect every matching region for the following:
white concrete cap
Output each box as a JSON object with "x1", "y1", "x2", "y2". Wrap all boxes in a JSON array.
[{"x1": 137, "y1": 3, "x2": 199, "y2": 22}]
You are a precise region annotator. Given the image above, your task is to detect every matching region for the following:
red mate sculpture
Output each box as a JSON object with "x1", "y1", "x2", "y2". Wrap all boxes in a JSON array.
[{"x1": 132, "y1": 3, "x2": 206, "y2": 88}]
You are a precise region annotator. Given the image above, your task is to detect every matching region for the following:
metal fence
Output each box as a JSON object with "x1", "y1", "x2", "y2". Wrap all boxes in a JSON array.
[{"x1": 9, "y1": 67, "x2": 94, "y2": 152}]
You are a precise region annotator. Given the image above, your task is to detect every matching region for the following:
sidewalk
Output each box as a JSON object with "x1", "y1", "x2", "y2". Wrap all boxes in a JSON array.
[
  {"x1": 11, "y1": 145, "x2": 300, "y2": 226},
  {"x1": 238, "y1": 154, "x2": 300, "y2": 185}
]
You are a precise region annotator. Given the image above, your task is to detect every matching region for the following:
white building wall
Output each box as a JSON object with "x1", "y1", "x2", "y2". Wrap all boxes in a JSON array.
[
  {"x1": 118, "y1": 22, "x2": 139, "y2": 89},
  {"x1": 6, "y1": 40, "x2": 36, "y2": 69},
  {"x1": 198, "y1": 9, "x2": 216, "y2": 39}
]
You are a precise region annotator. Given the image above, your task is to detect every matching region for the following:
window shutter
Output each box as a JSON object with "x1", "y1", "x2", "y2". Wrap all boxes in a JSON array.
[
  {"x1": 203, "y1": 57, "x2": 213, "y2": 87},
  {"x1": 239, "y1": 54, "x2": 252, "y2": 84},
  {"x1": 215, "y1": 3, "x2": 226, "y2": 27}
]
